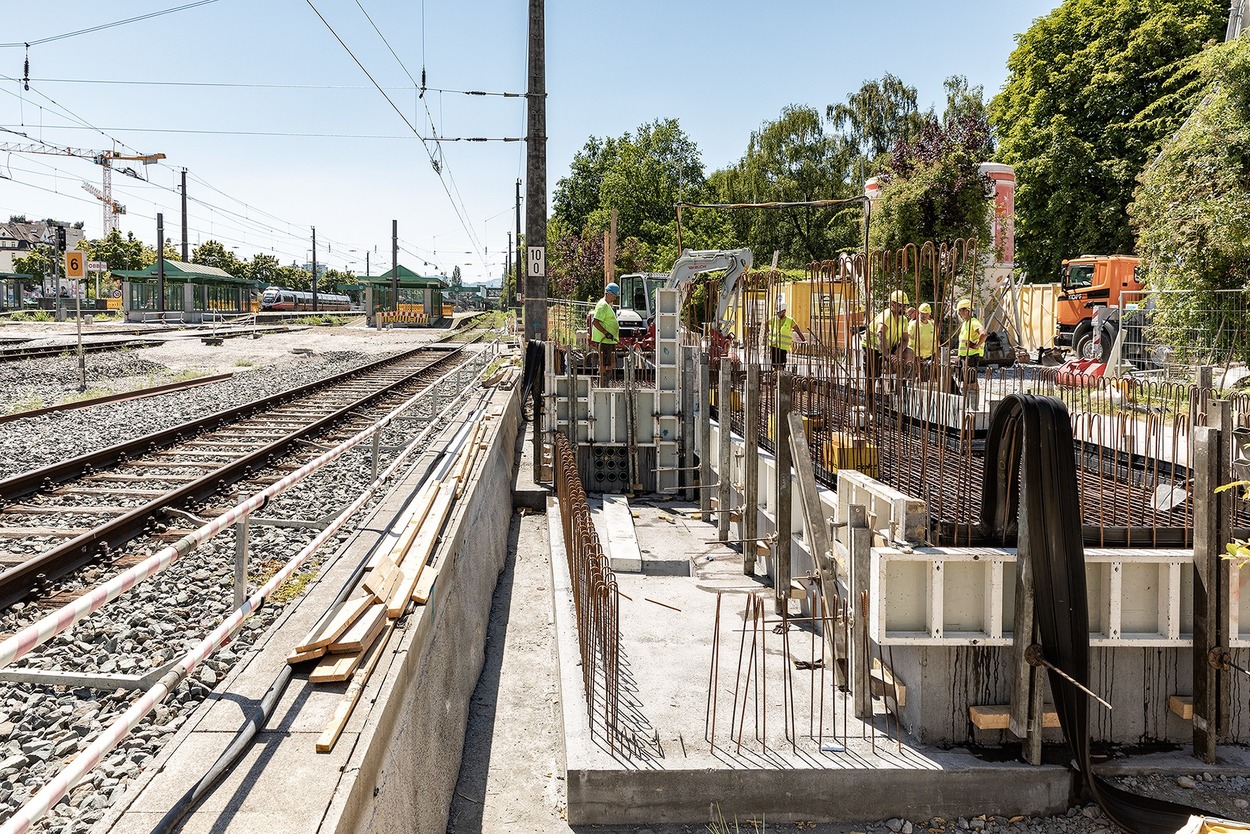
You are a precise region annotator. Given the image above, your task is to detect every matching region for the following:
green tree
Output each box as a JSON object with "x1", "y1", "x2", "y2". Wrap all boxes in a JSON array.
[
  {"x1": 451, "y1": 265, "x2": 462, "y2": 288},
  {"x1": 191, "y1": 240, "x2": 244, "y2": 276},
  {"x1": 13, "y1": 247, "x2": 52, "y2": 286},
  {"x1": 869, "y1": 77, "x2": 995, "y2": 253},
  {"x1": 553, "y1": 136, "x2": 619, "y2": 233},
  {"x1": 990, "y1": 0, "x2": 1225, "y2": 280},
  {"x1": 245, "y1": 253, "x2": 282, "y2": 287},
  {"x1": 81, "y1": 229, "x2": 150, "y2": 271},
  {"x1": 554, "y1": 119, "x2": 708, "y2": 259},
  {"x1": 1131, "y1": 35, "x2": 1250, "y2": 363},
  {"x1": 827, "y1": 73, "x2": 923, "y2": 175},
  {"x1": 710, "y1": 105, "x2": 859, "y2": 265}
]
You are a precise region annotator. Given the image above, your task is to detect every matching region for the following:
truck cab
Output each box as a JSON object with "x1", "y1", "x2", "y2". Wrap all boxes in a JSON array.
[{"x1": 1055, "y1": 255, "x2": 1142, "y2": 359}]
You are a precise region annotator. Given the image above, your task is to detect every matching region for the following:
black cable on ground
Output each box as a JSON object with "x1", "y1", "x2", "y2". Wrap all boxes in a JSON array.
[
  {"x1": 982, "y1": 394, "x2": 1214, "y2": 834},
  {"x1": 147, "y1": 444, "x2": 450, "y2": 834}
]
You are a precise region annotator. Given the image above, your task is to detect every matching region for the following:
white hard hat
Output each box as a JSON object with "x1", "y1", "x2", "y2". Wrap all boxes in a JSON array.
[{"x1": 776, "y1": 297, "x2": 787, "y2": 311}]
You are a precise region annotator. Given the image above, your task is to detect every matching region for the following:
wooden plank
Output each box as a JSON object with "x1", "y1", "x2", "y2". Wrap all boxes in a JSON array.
[
  {"x1": 286, "y1": 645, "x2": 327, "y2": 665},
  {"x1": 294, "y1": 595, "x2": 373, "y2": 653},
  {"x1": 970, "y1": 704, "x2": 1059, "y2": 731},
  {"x1": 362, "y1": 555, "x2": 400, "y2": 602},
  {"x1": 412, "y1": 563, "x2": 440, "y2": 604},
  {"x1": 309, "y1": 648, "x2": 366, "y2": 684},
  {"x1": 372, "y1": 480, "x2": 441, "y2": 570},
  {"x1": 1170, "y1": 694, "x2": 1194, "y2": 720},
  {"x1": 330, "y1": 604, "x2": 386, "y2": 654},
  {"x1": 870, "y1": 658, "x2": 907, "y2": 708},
  {"x1": 385, "y1": 566, "x2": 423, "y2": 619},
  {"x1": 403, "y1": 483, "x2": 456, "y2": 572},
  {"x1": 316, "y1": 625, "x2": 395, "y2": 753}
]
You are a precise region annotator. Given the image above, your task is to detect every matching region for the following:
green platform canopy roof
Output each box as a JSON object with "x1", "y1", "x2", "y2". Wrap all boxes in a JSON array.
[
  {"x1": 0, "y1": 273, "x2": 33, "y2": 280},
  {"x1": 111, "y1": 259, "x2": 251, "y2": 285},
  {"x1": 358, "y1": 265, "x2": 446, "y2": 289}
]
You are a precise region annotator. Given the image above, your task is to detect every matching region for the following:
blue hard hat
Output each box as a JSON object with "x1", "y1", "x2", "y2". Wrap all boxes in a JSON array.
[{"x1": 606, "y1": 282, "x2": 620, "y2": 295}]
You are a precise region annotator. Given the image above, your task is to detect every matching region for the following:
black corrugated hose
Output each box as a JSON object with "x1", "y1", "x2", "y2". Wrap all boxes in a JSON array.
[{"x1": 981, "y1": 394, "x2": 1214, "y2": 834}]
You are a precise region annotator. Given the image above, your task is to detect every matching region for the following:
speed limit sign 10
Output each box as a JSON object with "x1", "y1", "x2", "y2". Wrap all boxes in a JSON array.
[{"x1": 65, "y1": 251, "x2": 85, "y2": 278}]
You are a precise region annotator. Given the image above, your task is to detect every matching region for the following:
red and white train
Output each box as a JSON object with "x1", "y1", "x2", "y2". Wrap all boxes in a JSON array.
[{"x1": 260, "y1": 287, "x2": 352, "y2": 312}]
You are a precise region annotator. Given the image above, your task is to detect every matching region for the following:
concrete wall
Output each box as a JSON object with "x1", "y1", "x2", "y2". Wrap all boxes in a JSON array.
[{"x1": 322, "y1": 386, "x2": 520, "y2": 834}]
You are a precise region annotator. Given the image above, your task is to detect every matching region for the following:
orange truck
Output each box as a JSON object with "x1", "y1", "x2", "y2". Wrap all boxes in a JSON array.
[{"x1": 1055, "y1": 255, "x2": 1143, "y2": 361}]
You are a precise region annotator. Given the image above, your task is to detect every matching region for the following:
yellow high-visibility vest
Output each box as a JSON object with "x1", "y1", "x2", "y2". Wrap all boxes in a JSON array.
[
  {"x1": 909, "y1": 319, "x2": 936, "y2": 358},
  {"x1": 865, "y1": 310, "x2": 905, "y2": 351},
  {"x1": 591, "y1": 298, "x2": 619, "y2": 344},
  {"x1": 958, "y1": 317, "x2": 985, "y2": 357},
  {"x1": 769, "y1": 315, "x2": 796, "y2": 351}
]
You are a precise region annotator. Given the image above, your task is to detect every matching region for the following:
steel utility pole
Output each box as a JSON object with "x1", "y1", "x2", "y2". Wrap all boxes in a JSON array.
[
  {"x1": 506, "y1": 231, "x2": 512, "y2": 308},
  {"x1": 514, "y1": 177, "x2": 522, "y2": 310},
  {"x1": 180, "y1": 168, "x2": 189, "y2": 262},
  {"x1": 311, "y1": 226, "x2": 318, "y2": 312},
  {"x1": 391, "y1": 220, "x2": 399, "y2": 312},
  {"x1": 156, "y1": 213, "x2": 166, "y2": 316},
  {"x1": 523, "y1": 0, "x2": 547, "y2": 341}
]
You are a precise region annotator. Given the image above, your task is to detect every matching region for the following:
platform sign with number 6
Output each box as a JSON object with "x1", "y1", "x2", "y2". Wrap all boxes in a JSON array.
[{"x1": 65, "y1": 251, "x2": 85, "y2": 278}]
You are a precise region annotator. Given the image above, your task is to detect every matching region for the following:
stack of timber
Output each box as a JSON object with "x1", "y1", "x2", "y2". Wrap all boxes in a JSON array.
[{"x1": 288, "y1": 412, "x2": 497, "y2": 752}]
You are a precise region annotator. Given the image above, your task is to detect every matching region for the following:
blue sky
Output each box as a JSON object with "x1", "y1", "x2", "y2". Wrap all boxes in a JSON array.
[{"x1": 0, "y1": 0, "x2": 1059, "y2": 284}]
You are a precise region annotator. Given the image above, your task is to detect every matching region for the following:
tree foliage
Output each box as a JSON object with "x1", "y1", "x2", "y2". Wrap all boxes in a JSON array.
[
  {"x1": 827, "y1": 73, "x2": 923, "y2": 164},
  {"x1": 870, "y1": 77, "x2": 995, "y2": 253},
  {"x1": 1131, "y1": 35, "x2": 1250, "y2": 362},
  {"x1": 81, "y1": 229, "x2": 154, "y2": 271},
  {"x1": 550, "y1": 118, "x2": 720, "y2": 291},
  {"x1": 710, "y1": 105, "x2": 860, "y2": 265},
  {"x1": 191, "y1": 240, "x2": 245, "y2": 276},
  {"x1": 12, "y1": 248, "x2": 52, "y2": 285},
  {"x1": 990, "y1": 0, "x2": 1226, "y2": 281}
]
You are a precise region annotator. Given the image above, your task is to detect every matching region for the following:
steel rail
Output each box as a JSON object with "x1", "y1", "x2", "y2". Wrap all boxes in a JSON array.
[
  {"x1": 0, "y1": 344, "x2": 432, "y2": 502},
  {"x1": 0, "y1": 347, "x2": 491, "y2": 673},
  {"x1": 0, "y1": 337, "x2": 159, "y2": 361},
  {"x1": 0, "y1": 355, "x2": 495, "y2": 834},
  {"x1": 0, "y1": 346, "x2": 468, "y2": 608}
]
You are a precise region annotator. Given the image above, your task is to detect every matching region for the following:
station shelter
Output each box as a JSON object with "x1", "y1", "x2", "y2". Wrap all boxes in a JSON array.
[
  {"x1": 360, "y1": 266, "x2": 447, "y2": 326},
  {"x1": 111, "y1": 260, "x2": 257, "y2": 323},
  {"x1": 0, "y1": 272, "x2": 33, "y2": 311}
]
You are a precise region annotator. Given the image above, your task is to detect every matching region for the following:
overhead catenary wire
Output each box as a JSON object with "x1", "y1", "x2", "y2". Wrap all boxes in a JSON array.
[
  {"x1": 0, "y1": 1, "x2": 223, "y2": 48},
  {"x1": 302, "y1": 0, "x2": 489, "y2": 267}
]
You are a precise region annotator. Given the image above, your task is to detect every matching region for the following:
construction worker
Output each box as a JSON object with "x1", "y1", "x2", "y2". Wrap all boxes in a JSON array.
[
  {"x1": 768, "y1": 297, "x2": 805, "y2": 371},
  {"x1": 955, "y1": 298, "x2": 986, "y2": 395},
  {"x1": 908, "y1": 302, "x2": 937, "y2": 379},
  {"x1": 864, "y1": 289, "x2": 911, "y2": 379},
  {"x1": 591, "y1": 282, "x2": 620, "y2": 386}
]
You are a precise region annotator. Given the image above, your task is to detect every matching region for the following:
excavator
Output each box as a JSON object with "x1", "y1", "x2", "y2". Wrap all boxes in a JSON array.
[{"x1": 613, "y1": 248, "x2": 754, "y2": 356}]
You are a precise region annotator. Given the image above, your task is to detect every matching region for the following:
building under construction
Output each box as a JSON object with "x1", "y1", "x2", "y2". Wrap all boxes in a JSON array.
[{"x1": 534, "y1": 238, "x2": 1249, "y2": 830}]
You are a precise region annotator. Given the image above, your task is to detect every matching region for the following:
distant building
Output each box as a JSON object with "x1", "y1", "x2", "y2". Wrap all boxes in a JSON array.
[{"x1": 0, "y1": 220, "x2": 85, "y2": 274}]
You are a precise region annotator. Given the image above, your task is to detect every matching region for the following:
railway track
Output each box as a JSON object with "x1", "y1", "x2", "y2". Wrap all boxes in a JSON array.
[{"x1": 0, "y1": 342, "x2": 479, "y2": 609}]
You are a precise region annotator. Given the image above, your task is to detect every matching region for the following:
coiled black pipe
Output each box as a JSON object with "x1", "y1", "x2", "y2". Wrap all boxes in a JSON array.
[{"x1": 981, "y1": 394, "x2": 1207, "y2": 834}]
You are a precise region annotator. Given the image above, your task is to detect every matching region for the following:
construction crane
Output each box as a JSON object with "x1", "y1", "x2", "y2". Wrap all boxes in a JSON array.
[
  {"x1": 80, "y1": 182, "x2": 125, "y2": 227},
  {"x1": 0, "y1": 136, "x2": 165, "y2": 235}
]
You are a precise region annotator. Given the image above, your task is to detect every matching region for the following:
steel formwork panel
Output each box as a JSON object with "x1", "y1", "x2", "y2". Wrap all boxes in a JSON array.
[{"x1": 870, "y1": 546, "x2": 1204, "y2": 647}]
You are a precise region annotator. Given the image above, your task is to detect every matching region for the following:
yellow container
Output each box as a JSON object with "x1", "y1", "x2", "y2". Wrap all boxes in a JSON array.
[{"x1": 821, "y1": 433, "x2": 879, "y2": 478}]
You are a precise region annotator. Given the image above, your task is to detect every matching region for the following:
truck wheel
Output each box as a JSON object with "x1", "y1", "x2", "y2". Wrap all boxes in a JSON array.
[{"x1": 1072, "y1": 323, "x2": 1096, "y2": 361}]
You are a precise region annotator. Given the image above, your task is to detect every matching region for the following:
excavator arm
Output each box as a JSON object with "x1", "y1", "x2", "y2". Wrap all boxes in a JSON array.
[{"x1": 664, "y1": 248, "x2": 754, "y2": 334}]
